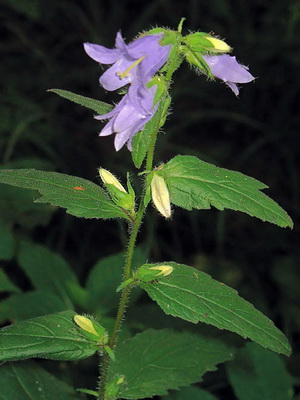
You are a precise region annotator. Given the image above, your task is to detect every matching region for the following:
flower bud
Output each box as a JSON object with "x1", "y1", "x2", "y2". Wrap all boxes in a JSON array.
[
  {"x1": 151, "y1": 174, "x2": 171, "y2": 218},
  {"x1": 106, "y1": 375, "x2": 125, "y2": 399},
  {"x1": 135, "y1": 264, "x2": 173, "y2": 283},
  {"x1": 74, "y1": 315, "x2": 109, "y2": 345},
  {"x1": 99, "y1": 168, "x2": 135, "y2": 215},
  {"x1": 99, "y1": 168, "x2": 126, "y2": 192},
  {"x1": 204, "y1": 36, "x2": 231, "y2": 52},
  {"x1": 184, "y1": 32, "x2": 231, "y2": 54}
]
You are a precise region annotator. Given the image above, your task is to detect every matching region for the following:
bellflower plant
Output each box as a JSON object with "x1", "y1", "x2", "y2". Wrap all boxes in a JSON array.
[{"x1": 0, "y1": 19, "x2": 293, "y2": 400}]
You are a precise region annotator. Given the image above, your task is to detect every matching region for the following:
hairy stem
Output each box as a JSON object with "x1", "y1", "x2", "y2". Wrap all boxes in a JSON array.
[
  {"x1": 97, "y1": 200, "x2": 145, "y2": 400},
  {"x1": 97, "y1": 39, "x2": 182, "y2": 400}
]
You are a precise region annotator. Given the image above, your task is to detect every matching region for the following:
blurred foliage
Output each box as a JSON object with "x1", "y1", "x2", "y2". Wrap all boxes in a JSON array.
[{"x1": 0, "y1": 0, "x2": 299, "y2": 398}]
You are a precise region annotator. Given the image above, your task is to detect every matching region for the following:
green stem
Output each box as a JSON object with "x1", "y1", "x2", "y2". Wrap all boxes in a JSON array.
[
  {"x1": 97, "y1": 38, "x2": 182, "y2": 400},
  {"x1": 97, "y1": 199, "x2": 145, "y2": 400}
]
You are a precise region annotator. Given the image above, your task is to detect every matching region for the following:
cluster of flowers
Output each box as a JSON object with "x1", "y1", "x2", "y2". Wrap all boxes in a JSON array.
[
  {"x1": 84, "y1": 33, "x2": 171, "y2": 151},
  {"x1": 84, "y1": 30, "x2": 254, "y2": 151}
]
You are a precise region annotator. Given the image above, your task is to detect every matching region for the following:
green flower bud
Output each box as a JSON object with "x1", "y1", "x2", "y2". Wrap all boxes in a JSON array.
[
  {"x1": 151, "y1": 173, "x2": 171, "y2": 219},
  {"x1": 135, "y1": 264, "x2": 173, "y2": 283},
  {"x1": 205, "y1": 36, "x2": 231, "y2": 52},
  {"x1": 74, "y1": 315, "x2": 109, "y2": 345},
  {"x1": 184, "y1": 32, "x2": 231, "y2": 54},
  {"x1": 99, "y1": 168, "x2": 135, "y2": 216},
  {"x1": 106, "y1": 375, "x2": 125, "y2": 399},
  {"x1": 99, "y1": 168, "x2": 126, "y2": 192}
]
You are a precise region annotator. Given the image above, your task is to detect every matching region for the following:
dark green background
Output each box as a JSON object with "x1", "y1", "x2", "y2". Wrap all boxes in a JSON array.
[{"x1": 1, "y1": 0, "x2": 299, "y2": 398}]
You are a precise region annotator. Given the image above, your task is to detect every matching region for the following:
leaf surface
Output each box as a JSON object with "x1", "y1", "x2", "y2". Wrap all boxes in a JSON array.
[
  {"x1": 18, "y1": 241, "x2": 77, "y2": 309},
  {"x1": 226, "y1": 342, "x2": 293, "y2": 400},
  {"x1": 132, "y1": 118, "x2": 155, "y2": 169},
  {"x1": 0, "y1": 169, "x2": 129, "y2": 220},
  {"x1": 0, "y1": 291, "x2": 67, "y2": 322},
  {"x1": 0, "y1": 221, "x2": 15, "y2": 260},
  {"x1": 86, "y1": 248, "x2": 146, "y2": 311},
  {"x1": 0, "y1": 268, "x2": 20, "y2": 293},
  {"x1": 161, "y1": 155, "x2": 293, "y2": 228},
  {"x1": 0, "y1": 361, "x2": 83, "y2": 400},
  {"x1": 0, "y1": 310, "x2": 98, "y2": 361},
  {"x1": 48, "y1": 89, "x2": 113, "y2": 114},
  {"x1": 109, "y1": 329, "x2": 233, "y2": 399},
  {"x1": 162, "y1": 386, "x2": 219, "y2": 400},
  {"x1": 141, "y1": 262, "x2": 291, "y2": 356}
]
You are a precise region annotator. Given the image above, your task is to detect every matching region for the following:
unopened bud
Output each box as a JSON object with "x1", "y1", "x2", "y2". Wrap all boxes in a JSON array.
[
  {"x1": 205, "y1": 36, "x2": 231, "y2": 52},
  {"x1": 149, "y1": 265, "x2": 173, "y2": 277},
  {"x1": 99, "y1": 168, "x2": 126, "y2": 192},
  {"x1": 135, "y1": 263, "x2": 173, "y2": 283},
  {"x1": 106, "y1": 375, "x2": 125, "y2": 399},
  {"x1": 151, "y1": 174, "x2": 171, "y2": 218},
  {"x1": 99, "y1": 169, "x2": 135, "y2": 215},
  {"x1": 74, "y1": 315, "x2": 108, "y2": 345},
  {"x1": 74, "y1": 315, "x2": 98, "y2": 336}
]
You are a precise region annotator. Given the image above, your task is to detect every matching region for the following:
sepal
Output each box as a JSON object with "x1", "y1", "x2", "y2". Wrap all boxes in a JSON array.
[{"x1": 184, "y1": 32, "x2": 231, "y2": 53}]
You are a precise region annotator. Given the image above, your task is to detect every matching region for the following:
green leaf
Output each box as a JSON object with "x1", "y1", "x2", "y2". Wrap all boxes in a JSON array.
[
  {"x1": 163, "y1": 386, "x2": 219, "y2": 400},
  {"x1": 131, "y1": 121, "x2": 153, "y2": 169},
  {"x1": 0, "y1": 220, "x2": 15, "y2": 260},
  {"x1": 0, "y1": 184, "x2": 54, "y2": 229},
  {"x1": 140, "y1": 262, "x2": 291, "y2": 356},
  {"x1": 0, "y1": 291, "x2": 67, "y2": 322},
  {"x1": 226, "y1": 342, "x2": 294, "y2": 400},
  {"x1": 48, "y1": 89, "x2": 113, "y2": 115},
  {"x1": 86, "y1": 248, "x2": 146, "y2": 312},
  {"x1": 108, "y1": 329, "x2": 233, "y2": 399},
  {"x1": 0, "y1": 268, "x2": 20, "y2": 293},
  {"x1": 161, "y1": 155, "x2": 293, "y2": 228},
  {"x1": 17, "y1": 241, "x2": 77, "y2": 309},
  {"x1": 0, "y1": 169, "x2": 130, "y2": 221},
  {"x1": 0, "y1": 361, "x2": 84, "y2": 400},
  {"x1": 0, "y1": 310, "x2": 98, "y2": 361}
]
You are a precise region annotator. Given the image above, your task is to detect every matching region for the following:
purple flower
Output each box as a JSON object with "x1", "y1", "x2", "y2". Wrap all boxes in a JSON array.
[
  {"x1": 84, "y1": 32, "x2": 170, "y2": 91},
  {"x1": 203, "y1": 54, "x2": 255, "y2": 95},
  {"x1": 95, "y1": 78, "x2": 157, "y2": 151}
]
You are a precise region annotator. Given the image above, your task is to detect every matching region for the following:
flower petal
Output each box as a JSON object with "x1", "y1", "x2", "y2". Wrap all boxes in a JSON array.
[
  {"x1": 203, "y1": 54, "x2": 255, "y2": 84},
  {"x1": 99, "y1": 59, "x2": 134, "y2": 90},
  {"x1": 114, "y1": 128, "x2": 133, "y2": 151},
  {"x1": 83, "y1": 43, "x2": 120, "y2": 64}
]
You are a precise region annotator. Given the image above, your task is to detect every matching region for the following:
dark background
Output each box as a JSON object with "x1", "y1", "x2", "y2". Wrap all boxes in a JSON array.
[{"x1": 1, "y1": 0, "x2": 299, "y2": 397}]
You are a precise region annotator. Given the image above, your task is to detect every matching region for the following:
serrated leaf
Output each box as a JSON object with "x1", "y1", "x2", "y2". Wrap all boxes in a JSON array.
[
  {"x1": 0, "y1": 169, "x2": 130, "y2": 220},
  {"x1": 0, "y1": 268, "x2": 20, "y2": 294},
  {"x1": 86, "y1": 248, "x2": 146, "y2": 312},
  {"x1": 108, "y1": 329, "x2": 233, "y2": 399},
  {"x1": 17, "y1": 241, "x2": 77, "y2": 309},
  {"x1": 140, "y1": 262, "x2": 291, "y2": 356},
  {"x1": 163, "y1": 386, "x2": 219, "y2": 400},
  {"x1": 0, "y1": 291, "x2": 67, "y2": 322},
  {"x1": 131, "y1": 120, "x2": 153, "y2": 169},
  {"x1": 0, "y1": 361, "x2": 84, "y2": 400},
  {"x1": 0, "y1": 310, "x2": 98, "y2": 361},
  {"x1": 226, "y1": 342, "x2": 294, "y2": 400},
  {"x1": 161, "y1": 155, "x2": 293, "y2": 228},
  {"x1": 48, "y1": 89, "x2": 113, "y2": 114}
]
